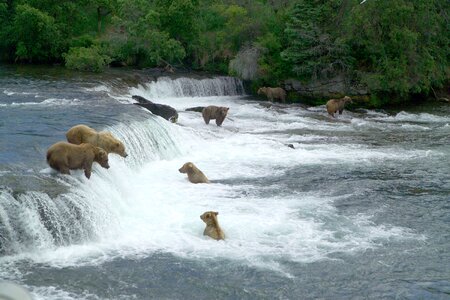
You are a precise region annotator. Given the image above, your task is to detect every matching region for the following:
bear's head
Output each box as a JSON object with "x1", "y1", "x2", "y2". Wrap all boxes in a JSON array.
[
  {"x1": 200, "y1": 211, "x2": 219, "y2": 225},
  {"x1": 169, "y1": 115, "x2": 178, "y2": 123},
  {"x1": 94, "y1": 147, "x2": 110, "y2": 169},
  {"x1": 257, "y1": 87, "x2": 267, "y2": 95},
  {"x1": 219, "y1": 107, "x2": 229, "y2": 118},
  {"x1": 113, "y1": 141, "x2": 128, "y2": 158},
  {"x1": 343, "y1": 96, "x2": 352, "y2": 104},
  {"x1": 179, "y1": 162, "x2": 194, "y2": 174}
]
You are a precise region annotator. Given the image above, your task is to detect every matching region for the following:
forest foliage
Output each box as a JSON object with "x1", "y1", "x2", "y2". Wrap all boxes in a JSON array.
[{"x1": 0, "y1": 0, "x2": 448, "y2": 105}]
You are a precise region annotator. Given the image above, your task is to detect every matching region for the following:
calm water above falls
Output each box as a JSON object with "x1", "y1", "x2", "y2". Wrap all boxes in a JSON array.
[{"x1": 0, "y1": 66, "x2": 449, "y2": 299}]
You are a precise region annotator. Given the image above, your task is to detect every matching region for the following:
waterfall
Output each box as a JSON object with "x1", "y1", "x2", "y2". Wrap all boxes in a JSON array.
[
  {"x1": 0, "y1": 74, "x2": 244, "y2": 256},
  {"x1": 0, "y1": 116, "x2": 187, "y2": 255},
  {"x1": 129, "y1": 76, "x2": 245, "y2": 99}
]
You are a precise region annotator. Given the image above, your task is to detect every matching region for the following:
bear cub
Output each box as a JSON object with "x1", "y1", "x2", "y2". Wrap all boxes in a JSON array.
[
  {"x1": 200, "y1": 211, "x2": 225, "y2": 241},
  {"x1": 178, "y1": 162, "x2": 209, "y2": 184}
]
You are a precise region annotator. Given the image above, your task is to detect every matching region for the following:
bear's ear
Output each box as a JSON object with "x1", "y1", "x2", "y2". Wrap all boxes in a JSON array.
[
  {"x1": 226, "y1": 107, "x2": 229, "y2": 111},
  {"x1": 214, "y1": 212, "x2": 218, "y2": 216}
]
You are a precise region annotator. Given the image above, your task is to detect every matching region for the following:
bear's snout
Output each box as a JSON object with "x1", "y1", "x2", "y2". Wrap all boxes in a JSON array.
[{"x1": 123, "y1": 153, "x2": 128, "y2": 158}]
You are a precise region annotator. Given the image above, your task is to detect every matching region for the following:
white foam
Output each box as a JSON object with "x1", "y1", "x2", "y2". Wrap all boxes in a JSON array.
[
  {"x1": 0, "y1": 99, "x2": 427, "y2": 276},
  {"x1": 84, "y1": 84, "x2": 111, "y2": 93},
  {"x1": 2, "y1": 90, "x2": 37, "y2": 96},
  {"x1": 373, "y1": 111, "x2": 450, "y2": 123},
  {"x1": 129, "y1": 76, "x2": 244, "y2": 100},
  {"x1": 1, "y1": 82, "x2": 440, "y2": 279},
  {"x1": 4, "y1": 98, "x2": 82, "y2": 107},
  {"x1": 31, "y1": 286, "x2": 95, "y2": 300}
]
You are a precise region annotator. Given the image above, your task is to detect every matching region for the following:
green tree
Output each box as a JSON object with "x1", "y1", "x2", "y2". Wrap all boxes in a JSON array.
[
  {"x1": 104, "y1": 0, "x2": 186, "y2": 67},
  {"x1": 64, "y1": 46, "x2": 111, "y2": 72},
  {"x1": 156, "y1": 0, "x2": 200, "y2": 48},
  {"x1": 281, "y1": 0, "x2": 352, "y2": 80},
  {"x1": 12, "y1": 4, "x2": 62, "y2": 62},
  {"x1": 347, "y1": 0, "x2": 449, "y2": 99}
]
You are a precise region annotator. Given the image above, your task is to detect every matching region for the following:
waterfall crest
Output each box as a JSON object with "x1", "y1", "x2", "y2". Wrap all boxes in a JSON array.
[{"x1": 130, "y1": 76, "x2": 245, "y2": 99}]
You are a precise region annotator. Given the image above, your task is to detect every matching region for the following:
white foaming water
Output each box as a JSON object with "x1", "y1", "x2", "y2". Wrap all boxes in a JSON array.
[
  {"x1": 0, "y1": 98, "x2": 83, "y2": 107},
  {"x1": 129, "y1": 76, "x2": 244, "y2": 100},
  {"x1": 0, "y1": 77, "x2": 432, "y2": 296},
  {"x1": 372, "y1": 111, "x2": 450, "y2": 123},
  {"x1": 1, "y1": 79, "x2": 427, "y2": 277}
]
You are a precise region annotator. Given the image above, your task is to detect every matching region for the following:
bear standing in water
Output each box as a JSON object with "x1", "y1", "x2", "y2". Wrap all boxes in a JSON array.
[
  {"x1": 326, "y1": 96, "x2": 352, "y2": 118},
  {"x1": 200, "y1": 211, "x2": 225, "y2": 241},
  {"x1": 178, "y1": 162, "x2": 209, "y2": 184},
  {"x1": 46, "y1": 142, "x2": 110, "y2": 179},
  {"x1": 202, "y1": 106, "x2": 229, "y2": 126},
  {"x1": 66, "y1": 124, "x2": 128, "y2": 157},
  {"x1": 257, "y1": 87, "x2": 286, "y2": 103}
]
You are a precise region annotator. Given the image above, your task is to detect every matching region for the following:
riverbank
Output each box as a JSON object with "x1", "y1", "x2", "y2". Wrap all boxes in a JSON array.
[{"x1": 2, "y1": 63, "x2": 448, "y2": 111}]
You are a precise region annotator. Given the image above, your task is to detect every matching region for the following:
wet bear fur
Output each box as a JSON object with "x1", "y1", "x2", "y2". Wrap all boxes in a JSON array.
[
  {"x1": 202, "y1": 106, "x2": 229, "y2": 126},
  {"x1": 326, "y1": 96, "x2": 352, "y2": 117},
  {"x1": 257, "y1": 87, "x2": 286, "y2": 103},
  {"x1": 46, "y1": 142, "x2": 110, "y2": 179},
  {"x1": 178, "y1": 162, "x2": 209, "y2": 184},
  {"x1": 200, "y1": 211, "x2": 225, "y2": 240},
  {"x1": 66, "y1": 124, "x2": 127, "y2": 157}
]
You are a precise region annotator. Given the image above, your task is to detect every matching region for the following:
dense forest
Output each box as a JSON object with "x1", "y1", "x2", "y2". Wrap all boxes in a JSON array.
[{"x1": 0, "y1": 0, "x2": 448, "y2": 106}]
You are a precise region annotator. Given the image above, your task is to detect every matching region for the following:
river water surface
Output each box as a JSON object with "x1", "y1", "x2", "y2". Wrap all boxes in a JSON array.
[{"x1": 0, "y1": 66, "x2": 449, "y2": 299}]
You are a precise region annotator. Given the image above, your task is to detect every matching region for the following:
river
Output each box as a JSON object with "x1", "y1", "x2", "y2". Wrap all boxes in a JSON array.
[{"x1": 0, "y1": 65, "x2": 449, "y2": 299}]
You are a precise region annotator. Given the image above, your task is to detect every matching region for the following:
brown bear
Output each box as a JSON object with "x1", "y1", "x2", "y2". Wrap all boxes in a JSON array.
[
  {"x1": 200, "y1": 211, "x2": 225, "y2": 241},
  {"x1": 326, "y1": 96, "x2": 352, "y2": 118},
  {"x1": 202, "y1": 106, "x2": 229, "y2": 126},
  {"x1": 66, "y1": 124, "x2": 127, "y2": 157},
  {"x1": 46, "y1": 142, "x2": 110, "y2": 179},
  {"x1": 178, "y1": 162, "x2": 209, "y2": 184},
  {"x1": 257, "y1": 87, "x2": 286, "y2": 103}
]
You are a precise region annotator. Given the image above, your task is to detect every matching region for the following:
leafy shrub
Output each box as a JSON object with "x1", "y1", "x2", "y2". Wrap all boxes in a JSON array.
[
  {"x1": 63, "y1": 46, "x2": 111, "y2": 72},
  {"x1": 12, "y1": 4, "x2": 62, "y2": 63},
  {"x1": 69, "y1": 34, "x2": 96, "y2": 48}
]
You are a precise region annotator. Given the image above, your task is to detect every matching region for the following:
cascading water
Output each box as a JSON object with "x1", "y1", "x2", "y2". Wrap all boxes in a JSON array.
[
  {"x1": 0, "y1": 117, "x2": 185, "y2": 256},
  {"x1": 0, "y1": 75, "x2": 245, "y2": 258},
  {"x1": 0, "y1": 66, "x2": 449, "y2": 299},
  {"x1": 129, "y1": 76, "x2": 245, "y2": 99}
]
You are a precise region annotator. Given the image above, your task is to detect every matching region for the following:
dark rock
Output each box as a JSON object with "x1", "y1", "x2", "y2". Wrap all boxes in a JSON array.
[
  {"x1": 185, "y1": 106, "x2": 205, "y2": 112},
  {"x1": 283, "y1": 75, "x2": 369, "y2": 105},
  {"x1": 132, "y1": 95, "x2": 178, "y2": 123}
]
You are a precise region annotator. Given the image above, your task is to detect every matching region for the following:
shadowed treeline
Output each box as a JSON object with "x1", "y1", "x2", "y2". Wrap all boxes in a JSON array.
[{"x1": 0, "y1": 0, "x2": 448, "y2": 106}]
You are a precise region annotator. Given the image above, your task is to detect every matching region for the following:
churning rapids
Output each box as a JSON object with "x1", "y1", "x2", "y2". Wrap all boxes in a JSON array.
[{"x1": 0, "y1": 66, "x2": 449, "y2": 299}]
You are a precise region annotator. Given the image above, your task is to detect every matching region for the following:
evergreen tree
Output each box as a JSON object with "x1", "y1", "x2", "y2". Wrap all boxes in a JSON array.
[{"x1": 281, "y1": 0, "x2": 352, "y2": 80}]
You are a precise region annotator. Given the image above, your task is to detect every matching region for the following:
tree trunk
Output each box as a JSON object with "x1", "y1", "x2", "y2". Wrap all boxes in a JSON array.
[{"x1": 97, "y1": 7, "x2": 102, "y2": 35}]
